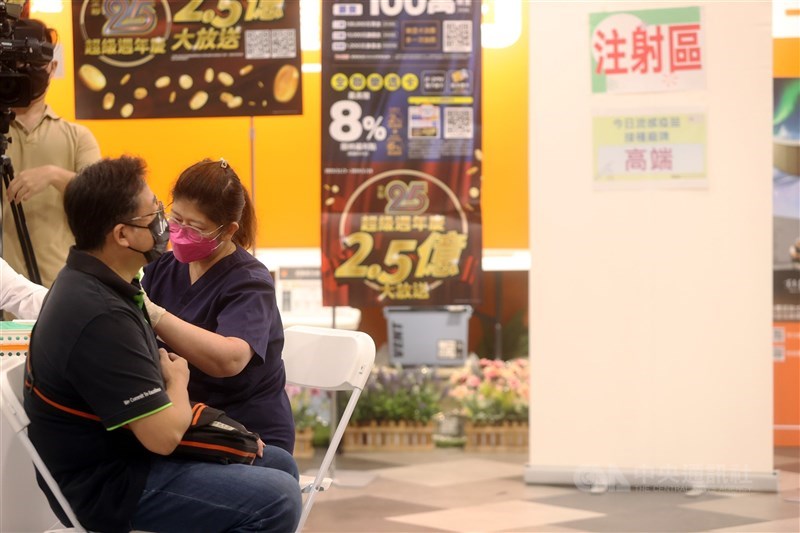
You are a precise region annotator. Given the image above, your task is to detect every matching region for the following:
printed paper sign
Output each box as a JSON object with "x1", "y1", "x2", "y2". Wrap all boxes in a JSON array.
[
  {"x1": 590, "y1": 7, "x2": 706, "y2": 94},
  {"x1": 593, "y1": 110, "x2": 707, "y2": 188}
]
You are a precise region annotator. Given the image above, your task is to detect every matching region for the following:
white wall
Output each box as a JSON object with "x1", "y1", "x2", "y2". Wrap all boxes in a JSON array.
[{"x1": 527, "y1": 1, "x2": 775, "y2": 490}]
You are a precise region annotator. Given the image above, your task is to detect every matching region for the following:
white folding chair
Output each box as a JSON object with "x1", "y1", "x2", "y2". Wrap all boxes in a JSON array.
[
  {"x1": 0, "y1": 356, "x2": 85, "y2": 532},
  {"x1": 282, "y1": 325, "x2": 375, "y2": 533}
]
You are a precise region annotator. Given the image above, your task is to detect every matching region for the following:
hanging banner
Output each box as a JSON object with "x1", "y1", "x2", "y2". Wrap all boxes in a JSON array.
[
  {"x1": 72, "y1": 0, "x2": 302, "y2": 119},
  {"x1": 321, "y1": 0, "x2": 483, "y2": 307},
  {"x1": 590, "y1": 7, "x2": 706, "y2": 94},
  {"x1": 773, "y1": 77, "x2": 800, "y2": 323},
  {"x1": 772, "y1": 1, "x2": 800, "y2": 447}
]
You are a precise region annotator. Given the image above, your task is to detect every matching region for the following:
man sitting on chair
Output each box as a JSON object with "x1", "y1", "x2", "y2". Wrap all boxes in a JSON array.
[{"x1": 23, "y1": 156, "x2": 301, "y2": 533}]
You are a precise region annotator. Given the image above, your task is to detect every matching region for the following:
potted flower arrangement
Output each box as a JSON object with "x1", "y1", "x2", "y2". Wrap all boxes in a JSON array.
[
  {"x1": 447, "y1": 356, "x2": 529, "y2": 451},
  {"x1": 286, "y1": 384, "x2": 325, "y2": 459},
  {"x1": 345, "y1": 365, "x2": 443, "y2": 451}
]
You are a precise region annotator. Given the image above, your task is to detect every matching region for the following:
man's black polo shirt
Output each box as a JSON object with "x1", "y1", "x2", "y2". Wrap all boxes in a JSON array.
[{"x1": 24, "y1": 248, "x2": 172, "y2": 532}]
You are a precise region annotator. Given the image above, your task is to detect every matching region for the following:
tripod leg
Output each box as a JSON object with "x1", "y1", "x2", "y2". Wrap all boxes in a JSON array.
[{"x1": 1, "y1": 157, "x2": 42, "y2": 285}]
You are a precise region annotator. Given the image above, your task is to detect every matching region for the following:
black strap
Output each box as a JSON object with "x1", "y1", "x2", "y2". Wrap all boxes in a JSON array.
[{"x1": 23, "y1": 323, "x2": 100, "y2": 422}]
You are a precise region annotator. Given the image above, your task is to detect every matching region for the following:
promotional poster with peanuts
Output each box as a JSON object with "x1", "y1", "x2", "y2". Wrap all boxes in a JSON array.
[
  {"x1": 72, "y1": 0, "x2": 302, "y2": 119},
  {"x1": 320, "y1": 0, "x2": 482, "y2": 307}
]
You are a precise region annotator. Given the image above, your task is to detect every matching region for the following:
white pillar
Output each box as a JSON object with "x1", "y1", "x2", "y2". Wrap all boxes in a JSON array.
[{"x1": 526, "y1": 1, "x2": 775, "y2": 491}]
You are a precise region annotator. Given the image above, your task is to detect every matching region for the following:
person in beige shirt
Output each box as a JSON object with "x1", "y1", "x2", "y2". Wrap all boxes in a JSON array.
[{"x1": 2, "y1": 19, "x2": 100, "y2": 288}]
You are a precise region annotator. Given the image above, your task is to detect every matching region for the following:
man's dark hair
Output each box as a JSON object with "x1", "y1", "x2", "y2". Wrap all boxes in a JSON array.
[
  {"x1": 18, "y1": 18, "x2": 59, "y2": 46},
  {"x1": 64, "y1": 156, "x2": 147, "y2": 251}
]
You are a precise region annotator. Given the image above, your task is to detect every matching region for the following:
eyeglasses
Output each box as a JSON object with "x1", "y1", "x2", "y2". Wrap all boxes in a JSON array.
[
  {"x1": 167, "y1": 215, "x2": 224, "y2": 243},
  {"x1": 123, "y1": 202, "x2": 167, "y2": 234}
]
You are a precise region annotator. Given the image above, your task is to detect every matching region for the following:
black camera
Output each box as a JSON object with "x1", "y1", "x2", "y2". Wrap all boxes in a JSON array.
[{"x1": 0, "y1": 1, "x2": 54, "y2": 108}]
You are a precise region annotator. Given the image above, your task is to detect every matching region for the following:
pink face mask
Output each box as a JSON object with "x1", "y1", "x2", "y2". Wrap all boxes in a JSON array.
[{"x1": 169, "y1": 224, "x2": 223, "y2": 263}]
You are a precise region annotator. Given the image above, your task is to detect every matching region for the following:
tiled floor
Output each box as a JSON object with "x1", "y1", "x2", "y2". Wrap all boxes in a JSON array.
[{"x1": 297, "y1": 447, "x2": 800, "y2": 533}]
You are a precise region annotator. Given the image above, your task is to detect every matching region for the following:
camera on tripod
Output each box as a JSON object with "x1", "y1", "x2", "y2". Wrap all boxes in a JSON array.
[{"x1": 0, "y1": 0, "x2": 54, "y2": 108}]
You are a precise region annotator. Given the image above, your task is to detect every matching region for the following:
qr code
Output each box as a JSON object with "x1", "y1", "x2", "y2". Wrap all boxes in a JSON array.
[
  {"x1": 271, "y1": 29, "x2": 297, "y2": 59},
  {"x1": 444, "y1": 107, "x2": 473, "y2": 139},
  {"x1": 245, "y1": 29, "x2": 271, "y2": 59},
  {"x1": 244, "y1": 29, "x2": 297, "y2": 59},
  {"x1": 443, "y1": 20, "x2": 472, "y2": 53}
]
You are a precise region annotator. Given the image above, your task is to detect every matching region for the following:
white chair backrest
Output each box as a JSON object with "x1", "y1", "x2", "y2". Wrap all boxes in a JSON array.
[
  {"x1": 1, "y1": 355, "x2": 30, "y2": 431},
  {"x1": 282, "y1": 326, "x2": 375, "y2": 392},
  {"x1": 0, "y1": 356, "x2": 85, "y2": 532}
]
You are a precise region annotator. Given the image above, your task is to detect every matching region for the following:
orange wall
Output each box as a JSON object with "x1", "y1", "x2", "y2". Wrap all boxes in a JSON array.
[{"x1": 38, "y1": 3, "x2": 529, "y2": 249}]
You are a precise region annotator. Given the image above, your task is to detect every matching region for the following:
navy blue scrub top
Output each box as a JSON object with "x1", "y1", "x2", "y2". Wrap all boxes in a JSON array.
[{"x1": 142, "y1": 246, "x2": 295, "y2": 453}]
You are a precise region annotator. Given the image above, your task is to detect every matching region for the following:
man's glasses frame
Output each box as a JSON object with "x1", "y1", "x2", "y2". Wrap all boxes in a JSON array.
[{"x1": 122, "y1": 202, "x2": 167, "y2": 234}]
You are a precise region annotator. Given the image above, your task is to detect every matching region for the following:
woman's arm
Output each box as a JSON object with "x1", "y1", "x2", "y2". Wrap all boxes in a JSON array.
[
  {"x1": 129, "y1": 349, "x2": 193, "y2": 454},
  {"x1": 145, "y1": 294, "x2": 254, "y2": 378}
]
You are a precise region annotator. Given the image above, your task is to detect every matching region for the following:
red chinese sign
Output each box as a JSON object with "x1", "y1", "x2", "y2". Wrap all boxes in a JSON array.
[{"x1": 591, "y1": 7, "x2": 705, "y2": 94}]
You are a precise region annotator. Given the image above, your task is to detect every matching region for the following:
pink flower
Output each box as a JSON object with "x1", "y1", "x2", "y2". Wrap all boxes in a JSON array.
[
  {"x1": 446, "y1": 357, "x2": 530, "y2": 423},
  {"x1": 449, "y1": 385, "x2": 469, "y2": 400},
  {"x1": 483, "y1": 367, "x2": 500, "y2": 380}
]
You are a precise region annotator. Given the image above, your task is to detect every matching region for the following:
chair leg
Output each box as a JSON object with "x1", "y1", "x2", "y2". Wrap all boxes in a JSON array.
[
  {"x1": 294, "y1": 390, "x2": 361, "y2": 533},
  {"x1": 296, "y1": 486, "x2": 318, "y2": 533}
]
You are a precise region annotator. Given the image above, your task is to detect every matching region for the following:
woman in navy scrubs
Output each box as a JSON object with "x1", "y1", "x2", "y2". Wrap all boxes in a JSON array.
[{"x1": 142, "y1": 158, "x2": 296, "y2": 475}]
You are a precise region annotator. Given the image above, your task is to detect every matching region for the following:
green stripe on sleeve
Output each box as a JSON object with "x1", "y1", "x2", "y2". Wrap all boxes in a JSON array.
[{"x1": 107, "y1": 402, "x2": 173, "y2": 431}]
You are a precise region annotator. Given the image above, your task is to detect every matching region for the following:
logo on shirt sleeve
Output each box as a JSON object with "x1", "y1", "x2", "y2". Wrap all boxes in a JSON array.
[{"x1": 123, "y1": 387, "x2": 163, "y2": 406}]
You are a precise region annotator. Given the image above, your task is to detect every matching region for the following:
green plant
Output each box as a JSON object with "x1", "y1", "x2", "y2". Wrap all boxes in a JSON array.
[
  {"x1": 312, "y1": 424, "x2": 331, "y2": 448},
  {"x1": 352, "y1": 365, "x2": 444, "y2": 424},
  {"x1": 447, "y1": 356, "x2": 529, "y2": 423}
]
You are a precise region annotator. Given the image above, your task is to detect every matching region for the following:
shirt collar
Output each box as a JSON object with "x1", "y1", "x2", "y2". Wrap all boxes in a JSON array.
[
  {"x1": 66, "y1": 247, "x2": 140, "y2": 300},
  {"x1": 43, "y1": 105, "x2": 60, "y2": 120},
  {"x1": 14, "y1": 105, "x2": 60, "y2": 133}
]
